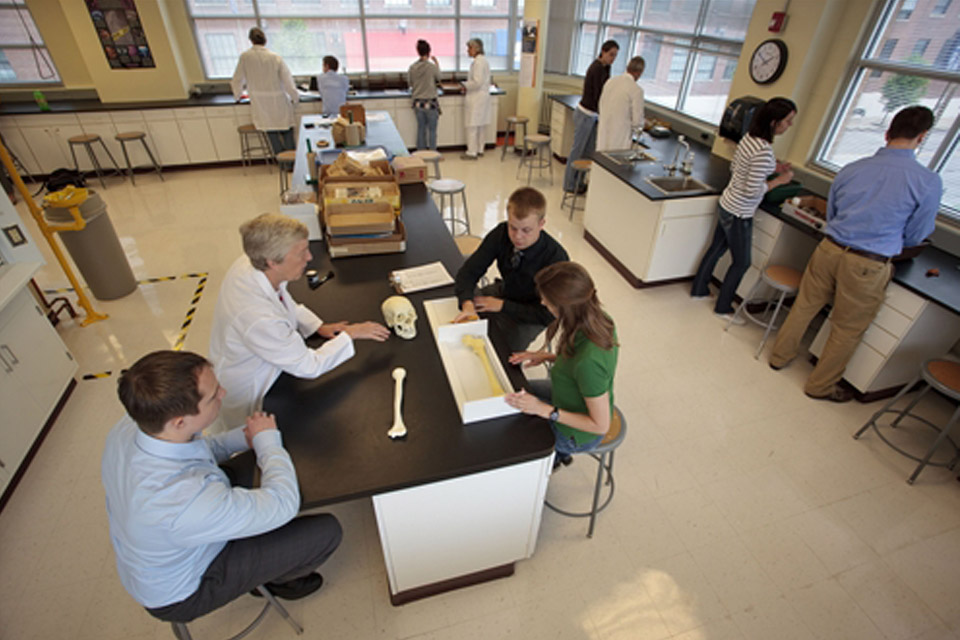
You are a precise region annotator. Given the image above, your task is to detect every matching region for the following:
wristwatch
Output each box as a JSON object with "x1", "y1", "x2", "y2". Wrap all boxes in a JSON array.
[{"x1": 548, "y1": 406, "x2": 560, "y2": 422}]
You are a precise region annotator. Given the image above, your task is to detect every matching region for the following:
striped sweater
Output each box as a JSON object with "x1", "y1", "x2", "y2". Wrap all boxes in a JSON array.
[{"x1": 718, "y1": 134, "x2": 776, "y2": 218}]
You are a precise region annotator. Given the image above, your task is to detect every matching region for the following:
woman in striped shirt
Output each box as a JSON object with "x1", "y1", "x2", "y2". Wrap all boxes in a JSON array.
[{"x1": 691, "y1": 97, "x2": 797, "y2": 321}]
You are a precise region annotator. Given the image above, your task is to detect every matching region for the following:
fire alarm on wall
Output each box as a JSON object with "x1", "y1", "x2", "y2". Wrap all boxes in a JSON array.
[{"x1": 769, "y1": 11, "x2": 787, "y2": 33}]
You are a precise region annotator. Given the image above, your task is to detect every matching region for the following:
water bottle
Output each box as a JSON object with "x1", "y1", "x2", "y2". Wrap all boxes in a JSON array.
[{"x1": 33, "y1": 90, "x2": 50, "y2": 112}]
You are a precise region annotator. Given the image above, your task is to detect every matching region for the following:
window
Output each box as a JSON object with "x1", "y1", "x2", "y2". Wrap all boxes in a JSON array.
[
  {"x1": 570, "y1": 0, "x2": 754, "y2": 124},
  {"x1": 931, "y1": 0, "x2": 952, "y2": 15},
  {"x1": 816, "y1": 0, "x2": 960, "y2": 222},
  {"x1": 897, "y1": 0, "x2": 917, "y2": 20},
  {"x1": 186, "y1": 0, "x2": 520, "y2": 77},
  {"x1": 0, "y1": 0, "x2": 59, "y2": 84}
]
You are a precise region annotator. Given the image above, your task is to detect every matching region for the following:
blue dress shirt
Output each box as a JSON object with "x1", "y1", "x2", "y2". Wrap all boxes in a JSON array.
[
  {"x1": 317, "y1": 71, "x2": 349, "y2": 115},
  {"x1": 825, "y1": 147, "x2": 941, "y2": 257},
  {"x1": 101, "y1": 417, "x2": 300, "y2": 608}
]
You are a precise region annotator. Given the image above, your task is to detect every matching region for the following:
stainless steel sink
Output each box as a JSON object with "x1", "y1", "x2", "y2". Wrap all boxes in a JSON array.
[
  {"x1": 601, "y1": 150, "x2": 658, "y2": 165},
  {"x1": 645, "y1": 175, "x2": 712, "y2": 195}
]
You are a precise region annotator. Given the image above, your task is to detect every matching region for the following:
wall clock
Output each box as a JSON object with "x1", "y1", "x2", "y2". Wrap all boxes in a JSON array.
[{"x1": 749, "y1": 38, "x2": 788, "y2": 85}]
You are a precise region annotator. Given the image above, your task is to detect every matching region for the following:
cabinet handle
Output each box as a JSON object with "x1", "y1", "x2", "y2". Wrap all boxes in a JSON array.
[
  {"x1": 0, "y1": 345, "x2": 17, "y2": 365},
  {"x1": 0, "y1": 351, "x2": 11, "y2": 373}
]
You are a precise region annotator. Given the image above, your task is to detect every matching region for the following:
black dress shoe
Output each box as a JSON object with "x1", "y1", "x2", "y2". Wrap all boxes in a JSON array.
[
  {"x1": 552, "y1": 454, "x2": 573, "y2": 470},
  {"x1": 251, "y1": 573, "x2": 324, "y2": 600},
  {"x1": 805, "y1": 386, "x2": 855, "y2": 403}
]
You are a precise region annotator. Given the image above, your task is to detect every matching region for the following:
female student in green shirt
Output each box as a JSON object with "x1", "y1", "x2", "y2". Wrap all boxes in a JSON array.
[{"x1": 505, "y1": 262, "x2": 618, "y2": 467}]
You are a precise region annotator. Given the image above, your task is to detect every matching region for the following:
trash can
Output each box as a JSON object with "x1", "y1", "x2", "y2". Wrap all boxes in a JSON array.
[{"x1": 44, "y1": 190, "x2": 137, "y2": 300}]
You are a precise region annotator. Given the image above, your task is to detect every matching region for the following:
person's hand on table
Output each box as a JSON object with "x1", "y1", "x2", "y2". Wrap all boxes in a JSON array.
[
  {"x1": 318, "y1": 321, "x2": 348, "y2": 339},
  {"x1": 453, "y1": 301, "x2": 480, "y2": 323},
  {"x1": 508, "y1": 350, "x2": 553, "y2": 367},
  {"x1": 244, "y1": 411, "x2": 277, "y2": 448},
  {"x1": 344, "y1": 321, "x2": 391, "y2": 342},
  {"x1": 473, "y1": 296, "x2": 503, "y2": 313},
  {"x1": 504, "y1": 389, "x2": 550, "y2": 418}
]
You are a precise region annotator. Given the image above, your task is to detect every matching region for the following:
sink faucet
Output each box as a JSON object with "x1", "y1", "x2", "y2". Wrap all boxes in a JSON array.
[
  {"x1": 664, "y1": 134, "x2": 689, "y2": 175},
  {"x1": 676, "y1": 135, "x2": 692, "y2": 174}
]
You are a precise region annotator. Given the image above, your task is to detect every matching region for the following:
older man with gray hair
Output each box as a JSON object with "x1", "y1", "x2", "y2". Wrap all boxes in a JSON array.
[
  {"x1": 210, "y1": 213, "x2": 390, "y2": 429},
  {"x1": 596, "y1": 55, "x2": 645, "y2": 152}
]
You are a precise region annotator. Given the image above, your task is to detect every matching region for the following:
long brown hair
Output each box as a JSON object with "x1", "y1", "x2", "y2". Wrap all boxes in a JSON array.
[{"x1": 536, "y1": 262, "x2": 616, "y2": 358}]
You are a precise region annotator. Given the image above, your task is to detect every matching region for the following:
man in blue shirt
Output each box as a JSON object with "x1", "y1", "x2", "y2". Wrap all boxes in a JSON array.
[
  {"x1": 102, "y1": 350, "x2": 341, "y2": 623},
  {"x1": 769, "y1": 106, "x2": 941, "y2": 402},
  {"x1": 317, "y1": 55, "x2": 349, "y2": 116}
]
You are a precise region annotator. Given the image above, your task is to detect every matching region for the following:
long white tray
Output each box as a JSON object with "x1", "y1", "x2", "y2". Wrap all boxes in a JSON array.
[{"x1": 423, "y1": 297, "x2": 519, "y2": 424}]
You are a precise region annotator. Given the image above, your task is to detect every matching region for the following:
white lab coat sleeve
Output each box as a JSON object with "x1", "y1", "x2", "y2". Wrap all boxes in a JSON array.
[
  {"x1": 632, "y1": 87, "x2": 644, "y2": 129},
  {"x1": 463, "y1": 57, "x2": 488, "y2": 91},
  {"x1": 295, "y1": 302, "x2": 322, "y2": 337},
  {"x1": 241, "y1": 315, "x2": 355, "y2": 380},
  {"x1": 231, "y1": 56, "x2": 246, "y2": 100},
  {"x1": 280, "y1": 59, "x2": 299, "y2": 105}
]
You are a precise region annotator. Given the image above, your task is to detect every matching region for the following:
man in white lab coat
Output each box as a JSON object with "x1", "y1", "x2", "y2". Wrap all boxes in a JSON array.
[
  {"x1": 461, "y1": 38, "x2": 492, "y2": 160},
  {"x1": 231, "y1": 27, "x2": 299, "y2": 154},
  {"x1": 209, "y1": 213, "x2": 390, "y2": 430},
  {"x1": 596, "y1": 56, "x2": 646, "y2": 152}
]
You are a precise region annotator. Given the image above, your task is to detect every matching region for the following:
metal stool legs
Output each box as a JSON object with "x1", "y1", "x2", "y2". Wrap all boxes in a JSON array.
[
  {"x1": 725, "y1": 274, "x2": 794, "y2": 359},
  {"x1": 436, "y1": 190, "x2": 470, "y2": 236},
  {"x1": 501, "y1": 120, "x2": 528, "y2": 161},
  {"x1": 544, "y1": 448, "x2": 617, "y2": 539},
  {"x1": 169, "y1": 585, "x2": 303, "y2": 639},
  {"x1": 71, "y1": 139, "x2": 124, "y2": 189},
  {"x1": 118, "y1": 138, "x2": 164, "y2": 185}
]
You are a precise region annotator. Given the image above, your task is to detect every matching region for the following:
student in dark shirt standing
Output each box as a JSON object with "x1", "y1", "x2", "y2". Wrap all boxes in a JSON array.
[
  {"x1": 563, "y1": 40, "x2": 619, "y2": 194},
  {"x1": 453, "y1": 187, "x2": 569, "y2": 352}
]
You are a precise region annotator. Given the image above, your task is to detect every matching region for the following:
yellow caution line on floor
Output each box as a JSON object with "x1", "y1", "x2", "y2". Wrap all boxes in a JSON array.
[
  {"x1": 82, "y1": 371, "x2": 113, "y2": 380},
  {"x1": 173, "y1": 275, "x2": 207, "y2": 352},
  {"x1": 44, "y1": 272, "x2": 209, "y2": 295}
]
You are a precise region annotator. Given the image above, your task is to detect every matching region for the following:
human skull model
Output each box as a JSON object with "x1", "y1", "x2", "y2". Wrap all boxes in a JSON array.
[{"x1": 381, "y1": 295, "x2": 417, "y2": 340}]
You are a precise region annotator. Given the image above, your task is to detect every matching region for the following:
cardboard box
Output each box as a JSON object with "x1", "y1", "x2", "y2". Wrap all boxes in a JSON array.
[
  {"x1": 322, "y1": 179, "x2": 401, "y2": 211},
  {"x1": 320, "y1": 159, "x2": 394, "y2": 184},
  {"x1": 339, "y1": 102, "x2": 366, "y2": 125},
  {"x1": 327, "y1": 219, "x2": 406, "y2": 258},
  {"x1": 422, "y1": 299, "x2": 520, "y2": 424},
  {"x1": 392, "y1": 156, "x2": 427, "y2": 184},
  {"x1": 280, "y1": 203, "x2": 322, "y2": 241},
  {"x1": 325, "y1": 202, "x2": 396, "y2": 236}
]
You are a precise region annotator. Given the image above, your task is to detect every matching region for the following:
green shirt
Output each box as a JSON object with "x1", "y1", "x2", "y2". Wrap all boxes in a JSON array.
[{"x1": 550, "y1": 328, "x2": 618, "y2": 445}]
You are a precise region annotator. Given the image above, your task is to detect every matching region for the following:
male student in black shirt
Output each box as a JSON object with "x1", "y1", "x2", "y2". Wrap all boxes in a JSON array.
[{"x1": 454, "y1": 187, "x2": 569, "y2": 352}]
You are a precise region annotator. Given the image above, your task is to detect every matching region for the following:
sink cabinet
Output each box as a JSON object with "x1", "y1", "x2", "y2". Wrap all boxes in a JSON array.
[{"x1": 584, "y1": 162, "x2": 717, "y2": 284}]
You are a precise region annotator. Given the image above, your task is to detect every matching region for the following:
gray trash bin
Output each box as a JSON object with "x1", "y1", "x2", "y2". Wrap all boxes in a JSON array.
[{"x1": 44, "y1": 190, "x2": 137, "y2": 300}]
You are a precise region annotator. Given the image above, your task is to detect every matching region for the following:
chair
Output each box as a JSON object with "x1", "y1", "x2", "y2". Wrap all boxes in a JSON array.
[
  {"x1": 276, "y1": 150, "x2": 297, "y2": 196},
  {"x1": 165, "y1": 585, "x2": 303, "y2": 639},
  {"x1": 517, "y1": 134, "x2": 553, "y2": 186},
  {"x1": 427, "y1": 178, "x2": 470, "y2": 236},
  {"x1": 501, "y1": 115, "x2": 529, "y2": 161},
  {"x1": 412, "y1": 150, "x2": 443, "y2": 180},
  {"x1": 545, "y1": 406, "x2": 626, "y2": 538},
  {"x1": 115, "y1": 131, "x2": 163, "y2": 185},
  {"x1": 238, "y1": 124, "x2": 274, "y2": 172},
  {"x1": 854, "y1": 359, "x2": 960, "y2": 485},
  {"x1": 725, "y1": 264, "x2": 802, "y2": 359},
  {"x1": 560, "y1": 159, "x2": 592, "y2": 218},
  {"x1": 67, "y1": 134, "x2": 125, "y2": 189}
]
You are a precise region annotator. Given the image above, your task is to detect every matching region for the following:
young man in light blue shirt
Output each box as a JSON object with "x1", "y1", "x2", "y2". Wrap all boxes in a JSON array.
[
  {"x1": 102, "y1": 350, "x2": 341, "y2": 623},
  {"x1": 317, "y1": 55, "x2": 349, "y2": 116},
  {"x1": 769, "y1": 106, "x2": 941, "y2": 402}
]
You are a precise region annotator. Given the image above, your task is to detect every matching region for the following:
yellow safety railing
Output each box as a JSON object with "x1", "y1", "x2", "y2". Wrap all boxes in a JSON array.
[{"x1": 0, "y1": 140, "x2": 107, "y2": 325}]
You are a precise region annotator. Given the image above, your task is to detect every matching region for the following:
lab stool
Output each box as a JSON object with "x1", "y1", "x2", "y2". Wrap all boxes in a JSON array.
[
  {"x1": 238, "y1": 124, "x2": 274, "y2": 172},
  {"x1": 560, "y1": 159, "x2": 592, "y2": 218},
  {"x1": 725, "y1": 264, "x2": 802, "y2": 359},
  {"x1": 114, "y1": 131, "x2": 163, "y2": 185},
  {"x1": 67, "y1": 134, "x2": 124, "y2": 189},
  {"x1": 517, "y1": 134, "x2": 553, "y2": 185},
  {"x1": 501, "y1": 115, "x2": 529, "y2": 161},
  {"x1": 276, "y1": 150, "x2": 297, "y2": 195},
  {"x1": 428, "y1": 178, "x2": 470, "y2": 236},
  {"x1": 164, "y1": 585, "x2": 303, "y2": 640},
  {"x1": 855, "y1": 359, "x2": 960, "y2": 485},
  {"x1": 545, "y1": 406, "x2": 626, "y2": 538},
  {"x1": 413, "y1": 149, "x2": 443, "y2": 179}
]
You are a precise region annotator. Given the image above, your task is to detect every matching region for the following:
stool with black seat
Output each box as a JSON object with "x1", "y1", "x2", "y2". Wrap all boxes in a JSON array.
[
  {"x1": 724, "y1": 264, "x2": 802, "y2": 359},
  {"x1": 544, "y1": 406, "x2": 626, "y2": 538},
  {"x1": 160, "y1": 584, "x2": 303, "y2": 640},
  {"x1": 855, "y1": 358, "x2": 960, "y2": 485}
]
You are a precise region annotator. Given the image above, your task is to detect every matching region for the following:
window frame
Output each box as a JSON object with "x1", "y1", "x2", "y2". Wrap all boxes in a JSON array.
[
  {"x1": 813, "y1": 0, "x2": 960, "y2": 223},
  {"x1": 184, "y1": 0, "x2": 522, "y2": 78},
  {"x1": 0, "y1": 1, "x2": 61, "y2": 86}
]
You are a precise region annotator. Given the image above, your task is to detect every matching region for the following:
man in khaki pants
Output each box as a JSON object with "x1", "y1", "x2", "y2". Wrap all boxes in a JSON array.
[{"x1": 769, "y1": 106, "x2": 941, "y2": 402}]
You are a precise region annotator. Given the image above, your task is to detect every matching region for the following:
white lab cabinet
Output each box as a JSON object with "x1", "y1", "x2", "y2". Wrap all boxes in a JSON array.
[
  {"x1": 143, "y1": 109, "x2": 190, "y2": 166},
  {"x1": 175, "y1": 108, "x2": 218, "y2": 164},
  {"x1": 205, "y1": 106, "x2": 242, "y2": 161},
  {"x1": 550, "y1": 102, "x2": 575, "y2": 159}
]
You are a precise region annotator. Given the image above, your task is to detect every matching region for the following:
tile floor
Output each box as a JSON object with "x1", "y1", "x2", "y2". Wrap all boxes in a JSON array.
[{"x1": 2, "y1": 149, "x2": 960, "y2": 640}]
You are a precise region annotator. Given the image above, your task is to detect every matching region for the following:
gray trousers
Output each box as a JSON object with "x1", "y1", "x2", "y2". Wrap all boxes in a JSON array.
[
  {"x1": 478, "y1": 281, "x2": 546, "y2": 353},
  {"x1": 147, "y1": 514, "x2": 342, "y2": 623}
]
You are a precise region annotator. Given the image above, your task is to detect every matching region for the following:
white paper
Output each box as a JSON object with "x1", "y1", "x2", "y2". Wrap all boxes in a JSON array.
[{"x1": 390, "y1": 261, "x2": 454, "y2": 294}]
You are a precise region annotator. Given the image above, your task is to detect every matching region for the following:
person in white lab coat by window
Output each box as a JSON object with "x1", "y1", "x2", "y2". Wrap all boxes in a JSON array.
[
  {"x1": 596, "y1": 56, "x2": 645, "y2": 152},
  {"x1": 209, "y1": 213, "x2": 391, "y2": 431},
  {"x1": 317, "y1": 55, "x2": 349, "y2": 116},
  {"x1": 231, "y1": 27, "x2": 299, "y2": 154},
  {"x1": 461, "y1": 38, "x2": 492, "y2": 160}
]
